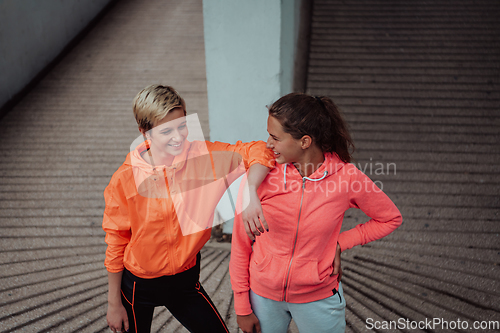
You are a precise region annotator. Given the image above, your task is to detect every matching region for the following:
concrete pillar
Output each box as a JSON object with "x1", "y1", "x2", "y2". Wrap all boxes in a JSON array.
[
  {"x1": 203, "y1": 0, "x2": 304, "y2": 234},
  {"x1": 203, "y1": 0, "x2": 302, "y2": 143}
]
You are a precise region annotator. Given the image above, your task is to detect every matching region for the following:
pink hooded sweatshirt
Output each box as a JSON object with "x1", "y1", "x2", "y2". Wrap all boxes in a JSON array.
[{"x1": 229, "y1": 153, "x2": 402, "y2": 316}]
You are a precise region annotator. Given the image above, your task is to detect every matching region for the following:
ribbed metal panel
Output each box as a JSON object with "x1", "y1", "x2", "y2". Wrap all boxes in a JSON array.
[{"x1": 307, "y1": 1, "x2": 500, "y2": 332}]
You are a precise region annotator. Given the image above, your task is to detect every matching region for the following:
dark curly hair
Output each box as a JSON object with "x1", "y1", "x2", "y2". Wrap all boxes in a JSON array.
[{"x1": 268, "y1": 93, "x2": 354, "y2": 163}]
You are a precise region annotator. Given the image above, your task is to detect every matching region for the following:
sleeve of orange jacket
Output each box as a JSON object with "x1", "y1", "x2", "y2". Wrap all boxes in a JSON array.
[
  {"x1": 102, "y1": 174, "x2": 131, "y2": 273},
  {"x1": 207, "y1": 140, "x2": 274, "y2": 170},
  {"x1": 337, "y1": 165, "x2": 402, "y2": 252},
  {"x1": 229, "y1": 174, "x2": 255, "y2": 316}
]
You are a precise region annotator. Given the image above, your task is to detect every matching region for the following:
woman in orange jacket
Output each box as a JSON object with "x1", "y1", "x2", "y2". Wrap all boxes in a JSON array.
[
  {"x1": 103, "y1": 85, "x2": 274, "y2": 333},
  {"x1": 230, "y1": 93, "x2": 402, "y2": 333}
]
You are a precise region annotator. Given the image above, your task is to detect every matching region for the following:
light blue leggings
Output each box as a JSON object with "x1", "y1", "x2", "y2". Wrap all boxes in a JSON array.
[{"x1": 250, "y1": 282, "x2": 346, "y2": 333}]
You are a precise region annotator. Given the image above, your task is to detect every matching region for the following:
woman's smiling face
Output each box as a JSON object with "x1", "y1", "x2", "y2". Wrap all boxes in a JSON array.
[
  {"x1": 266, "y1": 115, "x2": 303, "y2": 164},
  {"x1": 148, "y1": 108, "x2": 188, "y2": 160}
]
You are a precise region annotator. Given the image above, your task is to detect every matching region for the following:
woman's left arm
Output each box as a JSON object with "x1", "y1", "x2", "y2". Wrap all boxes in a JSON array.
[
  {"x1": 338, "y1": 166, "x2": 403, "y2": 252},
  {"x1": 209, "y1": 140, "x2": 274, "y2": 239}
]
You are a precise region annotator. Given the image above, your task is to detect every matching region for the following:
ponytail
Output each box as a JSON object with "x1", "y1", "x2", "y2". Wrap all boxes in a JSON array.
[{"x1": 268, "y1": 93, "x2": 355, "y2": 163}]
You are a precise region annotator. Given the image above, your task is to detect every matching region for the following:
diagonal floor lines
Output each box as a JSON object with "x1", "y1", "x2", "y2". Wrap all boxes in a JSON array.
[{"x1": 0, "y1": 0, "x2": 220, "y2": 332}]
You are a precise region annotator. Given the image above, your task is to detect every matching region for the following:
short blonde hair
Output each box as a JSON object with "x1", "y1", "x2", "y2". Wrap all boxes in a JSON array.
[{"x1": 133, "y1": 84, "x2": 186, "y2": 131}]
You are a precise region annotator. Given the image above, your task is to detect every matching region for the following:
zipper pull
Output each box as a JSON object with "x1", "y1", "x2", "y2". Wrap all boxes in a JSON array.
[{"x1": 302, "y1": 178, "x2": 306, "y2": 189}]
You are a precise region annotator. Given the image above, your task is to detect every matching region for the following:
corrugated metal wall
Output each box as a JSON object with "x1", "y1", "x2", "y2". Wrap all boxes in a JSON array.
[{"x1": 307, "y1": 0, "x2": 500, "y2": 331}]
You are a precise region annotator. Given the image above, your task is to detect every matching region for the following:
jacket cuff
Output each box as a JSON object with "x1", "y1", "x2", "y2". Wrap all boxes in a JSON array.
[
  {"x1": 105, "y1": 266, "x2": 124, "y2": 273},
  {"x1": 233, "y1": 291, "x2": 253, "y2": 316},
  {"x1": 104, "y1": 256, "x2": 125, "y2": 273}
]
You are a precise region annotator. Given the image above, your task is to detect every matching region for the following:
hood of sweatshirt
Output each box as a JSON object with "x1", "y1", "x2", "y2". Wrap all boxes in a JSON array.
[{"x1": 126, "y1": 139, "x2": 197, "y2": 171}]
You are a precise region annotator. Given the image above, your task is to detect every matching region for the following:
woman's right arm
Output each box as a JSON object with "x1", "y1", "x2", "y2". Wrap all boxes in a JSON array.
[
  {"x1": 102, "y1": 176, "x2": 132, "y2": 272},
  {"x1": 107, "y1": 271, "x2": 129, "y2": 333},
  {"x1": 102, "y1": 177, "x2": 132, "y2": 332},
  {"x1": 230, "y1": 184, "x2": 266, "y2": 333},
  {"x1": 237, "y1": 313, "x2": 262, "y2": 333},
  {"x1": 229, "y1": 181, "x2": 257, "y2": 320}
]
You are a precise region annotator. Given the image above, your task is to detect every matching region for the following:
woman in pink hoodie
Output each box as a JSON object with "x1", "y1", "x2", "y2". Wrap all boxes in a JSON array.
[{"x1": 230, "y1": 93, "x2": 402, "y2": 333}]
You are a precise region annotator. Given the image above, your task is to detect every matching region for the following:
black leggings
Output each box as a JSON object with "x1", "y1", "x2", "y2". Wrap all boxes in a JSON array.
[{"x1": 120, "y1": 253, "x2": 228, "y2": 333}]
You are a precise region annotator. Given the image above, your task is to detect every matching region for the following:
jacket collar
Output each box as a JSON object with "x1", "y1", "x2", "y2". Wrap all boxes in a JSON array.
[
  {"x1": 127, "y1": 139, "x2": 193, "y2": 174},
  {"x1": 282, "y1": 152, "x2": 345, "y2": 188}
]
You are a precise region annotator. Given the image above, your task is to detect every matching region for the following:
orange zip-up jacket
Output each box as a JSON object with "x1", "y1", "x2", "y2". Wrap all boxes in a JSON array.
[
  {"x1": 103, "y1": 139, "x2": 274, "y2": 278},
  {"x1": 230, "y1": 153, "x2": 402, "y2": 315}
]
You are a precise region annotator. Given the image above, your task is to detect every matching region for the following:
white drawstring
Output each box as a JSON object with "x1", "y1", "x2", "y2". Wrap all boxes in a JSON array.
[
  {"x1": 304, "y1": 170, "x2": 328, "y2": 182},
  {"x1": 284, "y1": 164, "x2": 288, "y2": 189},
  {"x1": 283, "y1": 163, "x2": 328, "y2": 189}
]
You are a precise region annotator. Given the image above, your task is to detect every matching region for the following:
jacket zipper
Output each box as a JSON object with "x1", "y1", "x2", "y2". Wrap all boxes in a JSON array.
[
  {"x1": 162, "y1": 168, "x2": 178, "y2": 274},
  {"x1": 283, "y1": 178, "x2": 306, "y2": 301}
]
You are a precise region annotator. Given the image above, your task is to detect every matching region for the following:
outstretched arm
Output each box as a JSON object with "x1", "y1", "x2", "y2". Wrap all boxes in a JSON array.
[
  {"x1": 206, "y1": 140, "x2": 274, "y2": 239},
  {"x1": 102, "y1": 178, "x2": 132, "y2": 333}
]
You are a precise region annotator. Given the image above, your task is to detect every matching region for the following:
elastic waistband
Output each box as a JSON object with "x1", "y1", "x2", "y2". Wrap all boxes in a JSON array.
[
  {"x1": 250, "y1": 274, "x2": 339, "y2": 304},
  {"x1": 123, "y1": 252, "x2": 201, "y2": 285}
]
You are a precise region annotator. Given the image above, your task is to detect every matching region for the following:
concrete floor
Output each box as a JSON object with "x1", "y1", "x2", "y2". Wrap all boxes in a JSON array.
[{"x1": 0, "y1": 0, "x2": 499, "y2": 332}]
